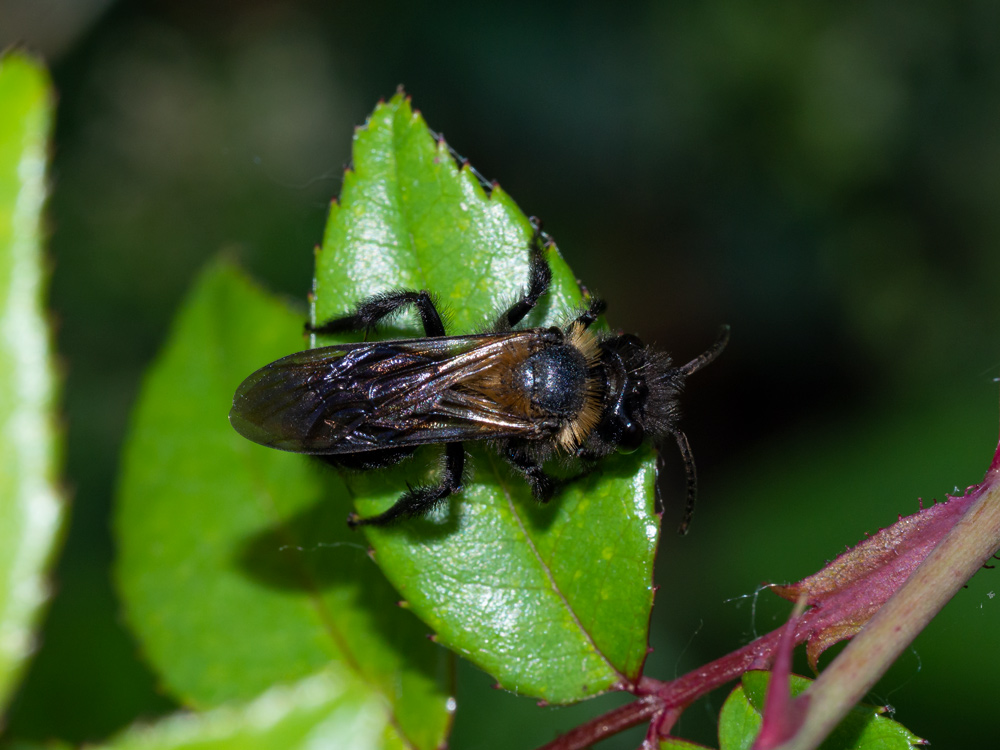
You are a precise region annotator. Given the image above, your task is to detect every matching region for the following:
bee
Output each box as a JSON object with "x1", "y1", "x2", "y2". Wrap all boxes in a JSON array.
[{"x1": 229, "y1": 224, "x2": 727, "y2": 529}]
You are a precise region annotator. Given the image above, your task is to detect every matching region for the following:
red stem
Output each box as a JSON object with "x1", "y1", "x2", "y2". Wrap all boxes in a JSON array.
[
  {"x1": 531, "y1": 603, "x2": 843, "y2": 750},
  {"x1": 533, "y1": 695, "x2": 661, "y2": 750}
]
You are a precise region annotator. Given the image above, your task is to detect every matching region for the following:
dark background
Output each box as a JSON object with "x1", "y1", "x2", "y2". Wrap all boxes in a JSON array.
[{"x1": 3, "y1": 1, "x2": 999, "y2": 747}]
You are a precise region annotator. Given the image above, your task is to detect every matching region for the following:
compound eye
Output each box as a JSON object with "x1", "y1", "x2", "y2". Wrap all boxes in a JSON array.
[
  {"x1": 617, "y1": 418, "x2": 644, "y2": 453},
  {"x1": 617, "y1": 380, "x2": 648, "y2": 453}
]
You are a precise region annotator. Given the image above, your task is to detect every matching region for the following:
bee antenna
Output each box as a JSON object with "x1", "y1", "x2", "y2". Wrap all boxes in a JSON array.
[
  {"x1": 672, "y1": 429, "x2": 698, "y2": 535},
  {"x1": 679, "y1": 325, "x2": 730, "y2": 377}
]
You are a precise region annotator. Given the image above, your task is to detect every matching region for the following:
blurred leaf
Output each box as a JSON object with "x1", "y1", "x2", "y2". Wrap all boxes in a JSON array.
[
  {"x1": 718, "y1": 671, "x2": 923, "y2": 750},
  {"x1": 0, "y1": 53, "x2": 64, "y2": 710},
  {"x1": 115, "y1": 262, "x2": 451, "y2": 750},
  {"x1": 98, "y1": 668, "x2": 390, "y2": 750},
  {"x1": 717, "y1": 681, "x2": 763, "y2": 750},
  {"x1": 660, "y1": 738, "x2": 713, "y2": 749},
  {"x1": 310, "y1": 92, "x2": 660, "y2": 703}
]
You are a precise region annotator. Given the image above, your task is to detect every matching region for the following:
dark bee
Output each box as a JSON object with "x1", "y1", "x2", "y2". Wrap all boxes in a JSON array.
[{"x1": 230, "y1": 226, "x2": 727, "y2": 529}]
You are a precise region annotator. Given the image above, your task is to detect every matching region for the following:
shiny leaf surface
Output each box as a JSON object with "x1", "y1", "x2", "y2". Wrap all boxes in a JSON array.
[{"x1": 311, "y1": 92, "x2": 660, "y2": 703}]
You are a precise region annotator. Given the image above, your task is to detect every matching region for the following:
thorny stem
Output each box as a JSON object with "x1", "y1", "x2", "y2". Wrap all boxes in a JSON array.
[
  {"x1": 534, "y1": 627, "x2": 792, "y2": 750},
  {"x1": 534, "y1": 572, "x2": 912, "y2": 750},
  {"x1": 533, "y1": 696, "x2": 661, "y2": 750},
  {"x1": 771, "y1": 459, "x2": 1000, "y2": 750},
  {"x1": 534, "y1": 434, "x2": 1000, "y2": 750}
]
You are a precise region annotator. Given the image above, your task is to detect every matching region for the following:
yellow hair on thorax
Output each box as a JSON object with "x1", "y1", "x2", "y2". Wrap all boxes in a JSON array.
[{"x1": 557, "y1": 321, "x2": 603, "y2": 451}]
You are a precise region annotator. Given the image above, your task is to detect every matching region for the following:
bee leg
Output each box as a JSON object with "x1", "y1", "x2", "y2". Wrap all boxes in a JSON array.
[
  {"x1": 573, "y1": 295, "x2": 607, "y2": 329},
  {"x1": 318, "y1": 446, "x2": 415, "y2": 471},
  {"x1": 504, "y1": 442, "x2": 560, "y2": 502},
  {"x1": 494, "y1": 218, "x2": 553, "y2": 329},
  {"x1": 308, "y1": 290, "x2": 446, "y2": 338},
  {"x1": 348, "y1": 442, "x2": 465, "y2": 527}
]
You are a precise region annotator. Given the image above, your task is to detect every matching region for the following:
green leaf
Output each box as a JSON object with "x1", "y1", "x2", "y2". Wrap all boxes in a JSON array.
[
  {"x1": 98, "y1": 668, "x2": 391, "y2": 750},
  {"x1": 310, "y1": 92, "x2": 660, "y2": 703},
  {"x1": 718, "y1": 671, "x2": 923, "y2": 750},
  {"x1": 718, "y1": 680, "x2": 764, "y2": 750},
  {"x1": 115, "y1": 262, "x2": 451, "y2": 750},
  {"x1": 660, "y1": 739, "x2": 714, "y2": 749},
  {"x1": 0, "y1": 53, "x2": 64, "y2": 710}
]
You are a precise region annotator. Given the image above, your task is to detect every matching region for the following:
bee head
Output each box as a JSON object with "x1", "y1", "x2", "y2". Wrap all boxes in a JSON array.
[
  {"x1": 594, "y1": 335, "x2": 681, "y2": 453},
  {"x1": 593, "y1": 326, "x2": 729, "y2": 455}
]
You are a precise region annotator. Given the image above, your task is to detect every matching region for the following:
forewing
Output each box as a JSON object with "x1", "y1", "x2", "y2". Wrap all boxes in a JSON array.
[{"x1": 229, "y1": 332, "x2": 546, "y2": 453}]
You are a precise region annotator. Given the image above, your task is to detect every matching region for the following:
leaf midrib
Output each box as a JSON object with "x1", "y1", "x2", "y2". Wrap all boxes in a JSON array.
[{"x1": 487, "y1": 452, "x2": 626, "y2": 689}]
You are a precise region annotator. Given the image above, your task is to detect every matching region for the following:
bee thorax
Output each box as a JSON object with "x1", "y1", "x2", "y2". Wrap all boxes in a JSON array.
[{"x1": 515, "y1": 345, "x2": 587, "y2": 418}]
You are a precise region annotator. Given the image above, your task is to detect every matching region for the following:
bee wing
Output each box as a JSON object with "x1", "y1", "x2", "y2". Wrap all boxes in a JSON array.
[{"x1": 229, "y1": 332, "x2": 549, "y2": 454}]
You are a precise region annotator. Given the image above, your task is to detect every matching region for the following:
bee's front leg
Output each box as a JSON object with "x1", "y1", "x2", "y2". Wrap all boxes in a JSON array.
[{"x1": 502, "y1": 440, "x2": 560, "y2": 502}]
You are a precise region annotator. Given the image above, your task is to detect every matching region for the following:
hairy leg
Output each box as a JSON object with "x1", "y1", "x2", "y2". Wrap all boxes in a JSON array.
[
  {"x1": 503, "y1": 440, "x2": 560, "y2": 502},
  {"x1": 309, "y1": 289, "x2": 446, "y2": 338},
  {"x1": 494, "y1": 218, "x2": 553, "y2": 330},
  {"x1": 349, "y1": 442, "x2": 466, "y2": 527}
]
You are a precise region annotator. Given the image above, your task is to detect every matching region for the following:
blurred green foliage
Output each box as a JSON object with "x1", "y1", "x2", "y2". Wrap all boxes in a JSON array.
[
  {"x1": 1, "y1": 1, "x2": 998, "y2": 748},
  {"x1": 115, "y1": 261, "x2": 450, "y2": 750},
  {"x1": 0, "y1": 52, "x2": 64, "y2": 717},
  {"x1": 718, "y1": 672, "x2": 922, "y2": 750}
]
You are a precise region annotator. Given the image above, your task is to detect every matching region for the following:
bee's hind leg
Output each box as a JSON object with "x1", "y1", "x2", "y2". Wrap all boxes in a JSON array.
[
  {"x1": 308, "y1": 289, "x2": 447, "y2": 338},
  {"x1": 349, "y1": 442, "x2": 465, "y2": 528}
]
